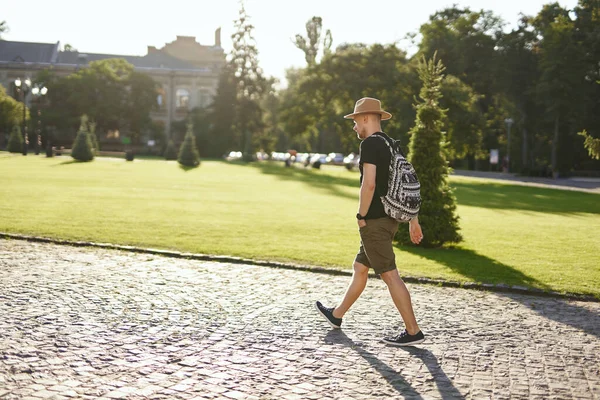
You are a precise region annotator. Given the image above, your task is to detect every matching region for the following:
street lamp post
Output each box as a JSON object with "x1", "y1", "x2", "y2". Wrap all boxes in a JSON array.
[
  {"x1": 504, "y1": 117, "x2": 514, "y2": 173},
  {"x1": 14, "y1": 78, "x2": 32, "y2": 155},
  {"x1": 31, "y1": 85, "x2": 48, "y2": 155}
]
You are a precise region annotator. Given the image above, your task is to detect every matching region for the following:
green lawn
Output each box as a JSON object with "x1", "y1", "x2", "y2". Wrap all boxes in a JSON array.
[{"x1": 1, "y1": 153, "x2": 599, "y2": 298}]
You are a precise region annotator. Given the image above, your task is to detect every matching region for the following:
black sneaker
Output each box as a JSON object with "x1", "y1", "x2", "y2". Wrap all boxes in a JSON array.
[
  {"x1": 314, "y1": 301, "x2": 342, "y2": 329},
  {"x1": 382, "y1": 329, "x2": 425, "y2": 346}
]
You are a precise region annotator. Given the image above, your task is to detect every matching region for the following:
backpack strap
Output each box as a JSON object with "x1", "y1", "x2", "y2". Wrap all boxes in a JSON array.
[{"x1": 372, "y1": 133, "x2": 403, "y2": 157}]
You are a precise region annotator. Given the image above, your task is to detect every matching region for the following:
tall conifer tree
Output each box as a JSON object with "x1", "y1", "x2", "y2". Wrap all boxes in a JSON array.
[{"x1": 397, "y1": 55, "x2": 462, "y2": 247}]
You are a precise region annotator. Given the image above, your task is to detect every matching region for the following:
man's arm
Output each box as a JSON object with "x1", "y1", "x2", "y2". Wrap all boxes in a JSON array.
[{"x1": 357, "y1": 163, "x2": 376, "y2": 227}]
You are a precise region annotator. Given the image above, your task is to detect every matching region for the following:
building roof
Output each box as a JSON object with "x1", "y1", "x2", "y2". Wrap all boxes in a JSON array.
[
  {"x1": 0, "y1": 40, "x2": 59, "y2": 63},
  {"x1": 56, "y1": 50, "x2": 201, "y2": 70}
]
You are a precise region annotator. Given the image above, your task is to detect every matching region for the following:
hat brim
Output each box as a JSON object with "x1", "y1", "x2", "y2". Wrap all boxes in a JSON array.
[{"x1": 343, "y1": 110, "x2": 392, "y2": 121}]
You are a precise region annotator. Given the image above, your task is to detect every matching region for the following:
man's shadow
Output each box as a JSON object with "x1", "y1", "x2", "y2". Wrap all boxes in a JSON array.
[{"x1": 324, "y1": 330, "x2": 465, "y2": 400}]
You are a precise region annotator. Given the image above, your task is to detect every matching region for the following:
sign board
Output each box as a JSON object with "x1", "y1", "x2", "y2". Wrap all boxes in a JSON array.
[{"x1": 490, "y1": 149, "x2": 499, "y2": 165}]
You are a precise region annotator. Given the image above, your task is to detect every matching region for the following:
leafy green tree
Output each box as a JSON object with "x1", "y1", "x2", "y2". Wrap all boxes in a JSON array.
[
  {"x1": 532, "y1": 4, "x2": 584, "y2": 176},
  {"x1": 494, "y1": 17, "x2": 540, "y2": 173},
  {"x1": 578, "y1": 130, "x2": 600, "y2": 160},
  {"x1": 7, "y1": 125, "x2": 23, "y2": 153},
  {"x1": 71, "y1": 115, "x2": 94, "y2": 162},
  {"x1": 293, "y1": 16, "x2": 333, "y2": 66},
  {"x1": 178, "y1": 123, "x2": 200, "y2": 167},
  {"x1": 0, "y1": 84, "x2": 24, "y2": 137},
  {"x1": 39, "y1": 59, "x2": 157, "y2": 146},
  {"x1": 396, "y1": 55, "x2": 462, "y2": 247},
  {"x1": 440, "y1": 75, "x2": 485, "y2": 164},
  {"x1": 417, "y1": 7, "x2": 503, "y2": 97},
  {"x1": 279, "y1": 43, "x2": 417, "y2": 154}
]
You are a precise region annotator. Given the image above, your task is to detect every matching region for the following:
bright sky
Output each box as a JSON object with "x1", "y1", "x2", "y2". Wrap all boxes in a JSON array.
[{"x1": 3, "y1": 0, "x2": 578, "y2": 85}]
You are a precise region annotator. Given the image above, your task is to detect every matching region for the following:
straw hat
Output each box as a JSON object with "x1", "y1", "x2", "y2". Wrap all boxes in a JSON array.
[{"x1": 343, "y1": 97, "x2": 392, "y2": 120}]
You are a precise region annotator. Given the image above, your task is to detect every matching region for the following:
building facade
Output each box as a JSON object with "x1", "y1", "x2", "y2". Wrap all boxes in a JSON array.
[{"x1": 0, "y1": 29, "x2": 226, "y2": 137}]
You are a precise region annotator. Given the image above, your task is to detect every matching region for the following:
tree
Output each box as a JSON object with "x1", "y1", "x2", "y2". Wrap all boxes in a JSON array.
[
  {"x1": 532, "y1": 4, "x2": 584, "y2": 176},
  {"x1": 578, "y1": 130, "x2": 600, "y2": 160},
  {"x1": 41, "y1": 59, "x2": 157, "y2": 146},
  {"x1": 7, "y1": 125, "x2": 23, "y2": 153},
  {"x1": 178, "y1": 123, "x2": 200, "y2": 167},
  {"x1": 164, "y1": 140, "x2": 178, "y2": 160},
  {"x1": 396, "y1": 55, "x2": 462, "y2": 247},
  {"x1": 439, "y1": 75, "x2": 485, "y2": 164},
  {"x1": 0, "y1": 21, "x2": 8, "y2": 39},
  {"x1": 293, "y1": 16, "x2": 333, "y2": 66},
  {"x1": 71, "y1": 115, "x2": 94, "y2": 162},
  {"x1": 207, "y1": 65, "x2": 238, "y2": 157},
  {"x1": 494, "y1": 16, "x2": 540, "y2": 173},
  {"x1": 0, "y1": 84, "x2": 23, "y2": 137},
  {"x1": 88, "y1": 120, "x2": 99, "y2": 153},
  {"x1": 228, "y1": 3, "x2": 271, "y2": 161},
  {"x1": 279, "y1": 43, "x2": 417, "y2": 154}
]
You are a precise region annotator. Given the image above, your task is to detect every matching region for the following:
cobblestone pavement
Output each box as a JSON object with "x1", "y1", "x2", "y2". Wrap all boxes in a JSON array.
[{"x1": 1, "y1": 239, "x2": 599, "y2": 400}]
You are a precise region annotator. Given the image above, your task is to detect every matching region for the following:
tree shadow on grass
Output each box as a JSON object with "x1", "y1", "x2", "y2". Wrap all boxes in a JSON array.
[
  {"x1": 400, "y1": 245, "x2": 600, "y2": 338},
  {"x1": 452, "y1": 180, "x2": 600, "y2": 215},
  {"x1": 250, "y1": 162, "x2": 600, "y2": 214},
  {"x1": 178, "y1": 164, "x2": 199, "y2": 172},
  {"x1": 251, "y1": 162, "x2": 358, "y2": 201},
  {"x1": 324, "y1": 330, "x2": 465, "y2": 399},
  {"x1": 50, "y1": 159, "x2": 81, "y2": 166}
]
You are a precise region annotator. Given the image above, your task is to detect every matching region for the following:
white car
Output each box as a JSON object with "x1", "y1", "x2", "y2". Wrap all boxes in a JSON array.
[{"x1": 343, "y1": 153, "x2": 359, "y2": 170}]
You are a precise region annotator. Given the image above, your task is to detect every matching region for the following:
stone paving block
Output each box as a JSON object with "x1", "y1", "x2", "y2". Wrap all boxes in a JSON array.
[{"x1": 0, "y1": 239, "x2": 599, "y2": 400}]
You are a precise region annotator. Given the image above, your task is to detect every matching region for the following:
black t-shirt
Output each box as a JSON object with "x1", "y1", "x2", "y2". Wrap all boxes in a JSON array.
[{"x1": 359, "y1": 132, "x2": 393, "y2": 219}]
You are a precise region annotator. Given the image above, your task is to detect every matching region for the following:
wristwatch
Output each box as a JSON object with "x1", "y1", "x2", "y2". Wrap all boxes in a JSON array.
[{"x1": 356, "y1": 213, "x2": 366, "y2": 220}]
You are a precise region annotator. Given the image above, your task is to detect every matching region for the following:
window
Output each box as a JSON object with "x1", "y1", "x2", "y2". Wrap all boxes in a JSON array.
[{"x1": 176, "y1": 88, "x2": 190, "y2": 109}]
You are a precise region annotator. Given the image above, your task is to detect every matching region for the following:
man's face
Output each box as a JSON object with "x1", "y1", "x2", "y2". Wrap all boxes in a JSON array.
[{"x1": 353, "y1": 115, "x2": 367, "y2": 139}]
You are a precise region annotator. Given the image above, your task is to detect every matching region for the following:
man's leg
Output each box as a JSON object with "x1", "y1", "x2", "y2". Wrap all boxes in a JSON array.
[
  {"x1": 380, "y1": 269, "x2": 420, "y2": 335},
  {"x1": 332, "y1": 261, "x2": 369, "y2": 318}
]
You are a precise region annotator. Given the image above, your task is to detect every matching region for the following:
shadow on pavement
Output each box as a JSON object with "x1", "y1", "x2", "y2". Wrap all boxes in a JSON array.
[
  {"x1": 401, "y1": 246, "x2": 600, "y2": 339},
  {"x1": 324, "y1": 330, "x2": 464, "y2": 399},
  {"x1": 401, "y1": 347, "x2": 466, "y2": 400}
]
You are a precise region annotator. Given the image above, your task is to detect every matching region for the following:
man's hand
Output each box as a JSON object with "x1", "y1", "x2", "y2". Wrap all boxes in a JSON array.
[
  {"x1": 357, "y1": 219, "x2": 367, "y2": 228},
  {"x1": 409, "y1": 218, "x2": 423, "y2": 245}
]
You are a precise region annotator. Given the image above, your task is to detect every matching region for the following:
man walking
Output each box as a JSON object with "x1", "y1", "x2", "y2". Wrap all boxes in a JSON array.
[{"x1": 315, "y1": 97, "x2": 425, "y2": 346}]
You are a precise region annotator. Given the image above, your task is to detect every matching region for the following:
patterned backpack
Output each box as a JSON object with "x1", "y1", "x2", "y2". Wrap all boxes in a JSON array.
[{"x1": 373, "y1": 134, "x2": 421, "y2": 223}]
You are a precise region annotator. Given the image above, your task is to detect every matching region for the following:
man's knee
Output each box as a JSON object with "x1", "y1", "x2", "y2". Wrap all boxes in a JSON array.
[
  {"x1": 380, "y1": 268, "x2": 400, "y2": 285},
  {"x1": 353, "y1": 261, "x2": 369, "y2": 276}
]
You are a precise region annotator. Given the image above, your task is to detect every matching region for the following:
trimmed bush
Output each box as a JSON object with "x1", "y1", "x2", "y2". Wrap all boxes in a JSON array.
[
  {"x1": 7, "y1": 125, "x2": 23, "y2": 153},
  {"x1": 71, "y1": 117, "x2": 95, "y2": 162},
  {"x1": 178, "y1": 123, "x2": 200, "y2": 167},
  {"x1": 164, "y1": 140, "x2": 178, "y2": 160}
]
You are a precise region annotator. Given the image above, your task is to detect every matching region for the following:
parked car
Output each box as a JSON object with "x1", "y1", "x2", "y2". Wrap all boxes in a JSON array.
[
  {"x1": 226, "y1": 151, "x2": 243, "y2": 161},
  {"x1": 310, "y1": 153, "x2": 328, "y2": 169},
  {"x1": 344, "y1": 153, "x2": 359, "y2": 171},
  {"x1": 327, "y1": 152, "x2": 345, "y2": 165}
]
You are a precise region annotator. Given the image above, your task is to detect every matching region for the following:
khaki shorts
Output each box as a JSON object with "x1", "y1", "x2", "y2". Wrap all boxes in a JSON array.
[{"x1": 355, "y1": 217, "x2": 399, "y2": 275}]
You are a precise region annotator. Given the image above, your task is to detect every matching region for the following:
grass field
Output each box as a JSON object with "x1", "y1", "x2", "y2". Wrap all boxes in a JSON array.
[{"x1": 1, "y1": 153, "x2": 599, "y2": 298}]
